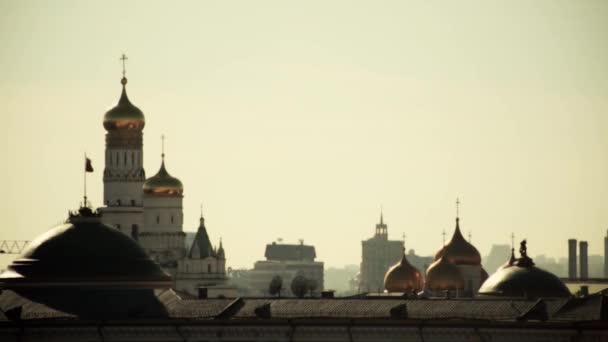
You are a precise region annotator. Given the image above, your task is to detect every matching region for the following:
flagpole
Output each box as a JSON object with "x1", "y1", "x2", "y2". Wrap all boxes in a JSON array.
[{"x1": 84, "y1": 152, "x2": 87, "y2": 208}]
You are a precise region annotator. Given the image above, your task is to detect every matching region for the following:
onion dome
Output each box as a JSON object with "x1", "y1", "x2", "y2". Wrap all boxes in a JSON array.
[
  {"x1": 425, "y1": 256, "x2": 465, "y2": 291},
  {"x1": 143, "y1": 157, "x2": 183, "y2": 196},
  {"x1": 384, "y1": 248, "x2": 424, "y2": 293},
  {"x1": 434, "y1": 218, "x2": 481, "y2": 265},
  {"x1": 478, "y1": 240, "x2": 570, "y2": 298},
  {"x1": 0, "y1": 207, "x2": 171, "y2": 289},
  {"x1": 103, "y1": 77, "x2": 145, "y2": 131}
]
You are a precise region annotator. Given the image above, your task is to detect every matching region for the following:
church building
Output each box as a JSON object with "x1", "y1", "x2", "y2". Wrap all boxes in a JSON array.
[{"x1": 98, "y1": 58, "x2": 228, "y2": 295}]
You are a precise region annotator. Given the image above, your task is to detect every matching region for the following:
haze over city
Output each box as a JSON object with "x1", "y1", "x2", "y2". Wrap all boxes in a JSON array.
[{"x1": 2, "y1": 0, "x2": 608, "y2": 270}]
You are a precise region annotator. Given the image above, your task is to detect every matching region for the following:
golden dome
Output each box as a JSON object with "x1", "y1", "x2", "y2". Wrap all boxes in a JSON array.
[
  {"x1": 434, "y1": 218, "x2": 481, "y2": 265},
  {"x1": 384, "y1": 250, "x2": 424, "y2": 293},
  {"x1": 143, "y1": 159, "x2": 183, "y2": 196},
  {"x1": 478, "y1": 240, "x2": 570, "y2": 298},
  {"x1": 425, "y1": 256, "x2": 465, "y2": 291},
  {"x1": 103, "y1": 77, "x2": 145, "y2": 131}
]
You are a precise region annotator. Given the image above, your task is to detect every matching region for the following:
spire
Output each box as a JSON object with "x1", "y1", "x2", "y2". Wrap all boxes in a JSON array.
[
  {"x1": 218, "y1": 237, "x2": 225, "y2": 258},
  {"x1": 199, "y1": 203, "x2": 205, "y2": 225},
  {"x1": 380, "y1": 208, "x2": 384, "y2": 225},
  {"x1": 161, "y1": 134, "x2": 166, "y2": 160},
  {"x1": 456, "y1": 197, "x2": 460, "y2": 219}
]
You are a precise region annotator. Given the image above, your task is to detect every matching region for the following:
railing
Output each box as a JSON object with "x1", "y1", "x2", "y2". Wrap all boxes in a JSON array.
[{"x1": 0, "y1": 240, "x2": 29, "y2": 254}]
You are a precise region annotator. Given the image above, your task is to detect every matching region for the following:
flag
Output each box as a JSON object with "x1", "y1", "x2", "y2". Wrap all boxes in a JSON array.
[{"x1": 85, "y1": 157, "x2": 94, "y2": 172}]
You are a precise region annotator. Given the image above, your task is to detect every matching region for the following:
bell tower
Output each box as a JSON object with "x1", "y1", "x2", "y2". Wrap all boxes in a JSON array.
[{"x1": 99, "y1": 54, "x2": 145, "y2": 236}]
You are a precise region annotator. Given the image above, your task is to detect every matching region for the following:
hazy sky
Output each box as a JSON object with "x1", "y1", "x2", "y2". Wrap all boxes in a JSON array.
[{"x1": 1, "y1": 1, "x2": 607, "y2": 269}]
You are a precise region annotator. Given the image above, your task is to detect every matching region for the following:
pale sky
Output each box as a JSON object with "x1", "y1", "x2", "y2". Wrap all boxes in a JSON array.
[{"x1": 1, "y1": 1, "x2": 607, "y2": 269}]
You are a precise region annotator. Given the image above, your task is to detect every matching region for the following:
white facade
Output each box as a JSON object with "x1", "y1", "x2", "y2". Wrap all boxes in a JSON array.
[{"x1": 247, "y1": 259, "x2": 324, "y2": 296}]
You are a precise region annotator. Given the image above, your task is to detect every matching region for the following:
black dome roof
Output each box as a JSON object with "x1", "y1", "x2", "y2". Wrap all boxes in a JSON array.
[
  {"x1": 478, "y1": 240, "x2": 570, "y2": 298},
  {"x1": 0, "y1": 207, "x2": 171, "y2": 289},
  {"x1": 478, "y1": 264, "x2": 570, "y2": 298}
]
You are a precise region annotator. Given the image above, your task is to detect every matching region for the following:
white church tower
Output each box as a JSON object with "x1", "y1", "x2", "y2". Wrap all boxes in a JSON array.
[
  {"x1": 99, "y1": 55, "x2": 145, "y2": 237},
  {"x1": 140, "y1": 140, "x2": 186, "y2": 275}
]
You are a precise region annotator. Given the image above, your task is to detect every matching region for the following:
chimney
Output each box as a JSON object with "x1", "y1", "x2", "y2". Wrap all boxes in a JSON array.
[
  {"x1": 579, "y1": 241, "x2": 588, "y2": 280},
  {"x1": 321, "y1": 290, "x2": 335, "y2": 298},
  {"x1": 198, "y1": 287, "x2": 208, "y2": 299},
  {"x1": 568, "y1": 239, "x2": 577, "y2": 279}
]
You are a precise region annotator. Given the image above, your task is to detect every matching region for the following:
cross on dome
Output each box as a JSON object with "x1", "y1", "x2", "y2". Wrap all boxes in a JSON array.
[{"x1": 120, "y1": 54, "x2": 128, "y2": 78}]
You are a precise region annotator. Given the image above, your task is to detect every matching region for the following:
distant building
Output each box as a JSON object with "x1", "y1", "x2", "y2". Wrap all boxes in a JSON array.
[
  {"x1": 484, "y1": 244, "x2": 511, "y2": 275},
  {"x1": 568, "y1": 238, "x2": 577, "y2": 278},
  {"x1": 605, "y1": 230, "x2": 608, "y2": 278},
  {"x1": 246, "y1": 241, "x2": 324, "y2": 296},
  {"x1": 580, "y1": 241, "x2": 589, "y2": 280},
  {"x1": 359, "y1": 212, "x2": 403, "y2": 292}
]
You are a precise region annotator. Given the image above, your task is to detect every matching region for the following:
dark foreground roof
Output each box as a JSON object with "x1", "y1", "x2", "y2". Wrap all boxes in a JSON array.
[{"x1": 0, "y1": 289, "x2": 605, "y2": 324}]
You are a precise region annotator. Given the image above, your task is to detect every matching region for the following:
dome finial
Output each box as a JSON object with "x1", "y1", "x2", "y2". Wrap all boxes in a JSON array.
[
  {"x1": 120, "y1": 53, "x2": 128, "y2": 85},
  {"x1": 161, "y1": 134, "x2": 166, "y2": 160},
  {"x1": 455, "y1": 197, "x2": 460, "y2": 219}
]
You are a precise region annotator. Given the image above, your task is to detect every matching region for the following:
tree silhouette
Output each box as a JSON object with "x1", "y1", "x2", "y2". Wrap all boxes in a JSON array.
[
  {"x1": 268, "y1": 275, "x2": 283, "y2": 297},
  {"x1": 291, "y1": 274, "x2": 309, "y2": 298}
]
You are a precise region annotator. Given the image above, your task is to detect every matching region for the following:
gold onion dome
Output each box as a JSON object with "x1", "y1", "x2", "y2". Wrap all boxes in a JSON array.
[
  {"x1": 434, "y1": 218, "x2": 481, "y2": 265},
  {"x1": 143, "y1": 158, "x2": 183, "y2": 196},
  {"x1": 478, "y1": 240, "x2": 570, "y2": 298},
  {"x1": 103, "y1": 77, "x2": 145, "y2": 131},
  {"x1": 384, "y1": 248, "x2": 424, "y2": 293},
  {"x1": 425, "y1": 256, "x2": 465, "y2": 291}
]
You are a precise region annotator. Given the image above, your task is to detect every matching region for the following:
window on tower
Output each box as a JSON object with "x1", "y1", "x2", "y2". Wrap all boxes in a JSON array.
[
  {"x1": 156, "y1": 215, "x2": 160, "y2": 224},
  {"x1": 117, "y1": 199, "x2": 122, "y2": 206},
  {"x1": 131, "y1": 199, "x2": 136, "y2": 206},
  {"x1": 171, "y1": 215, "x2": 174, "y2": 224}
]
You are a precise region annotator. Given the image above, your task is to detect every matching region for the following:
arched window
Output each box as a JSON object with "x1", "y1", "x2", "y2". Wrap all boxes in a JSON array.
[
  {"x1": 207, "y1": 264, "x2": 212, "y2": 273},
  {"x1": 131, "y1": 152, "x2": 134, "y2": 165},
  {"x1": 156, "y1": 215, "x2": 160, "y2": 224},
  {"x1": 117, "y1": 199, "x2": 122, "y2": 206},
  {"x1": 131, "y1": 199, "x2": 136, "y2": 206},
  {"x1": 171, "y1": 215, "x2": 174, "y2": 224},
  {"x1": 124, "y1": 152, "x2": 127, "y2": 165}
]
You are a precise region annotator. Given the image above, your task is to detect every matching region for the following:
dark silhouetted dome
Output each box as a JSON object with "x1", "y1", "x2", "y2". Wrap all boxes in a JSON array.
[
  {"x1": 143, "y1": 159, "x2": 183, "y2": 196},
  {"x1": 425, "y1": 256, "x2": 465, "y2": 291},
  {"x1": 384, "y1": 250, "x2": 423, "y2": 293},
  {"x1": 434, "y1": 218, "x2": 481, "y2": 265},
  {"x1": 0, "y1": 207, "x2": 171, "y2": 289},
  {"x1": 478, "y1": 240, "x2": 570, "y2": 298},
  {"x1": 103, "y1": 77, "x2": 145, "y2": 131}
]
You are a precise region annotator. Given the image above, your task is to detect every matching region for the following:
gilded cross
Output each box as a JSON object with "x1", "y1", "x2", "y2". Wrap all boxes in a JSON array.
[{"x1": 120, "y1": 54, "x2": 128, "y2": 77}]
